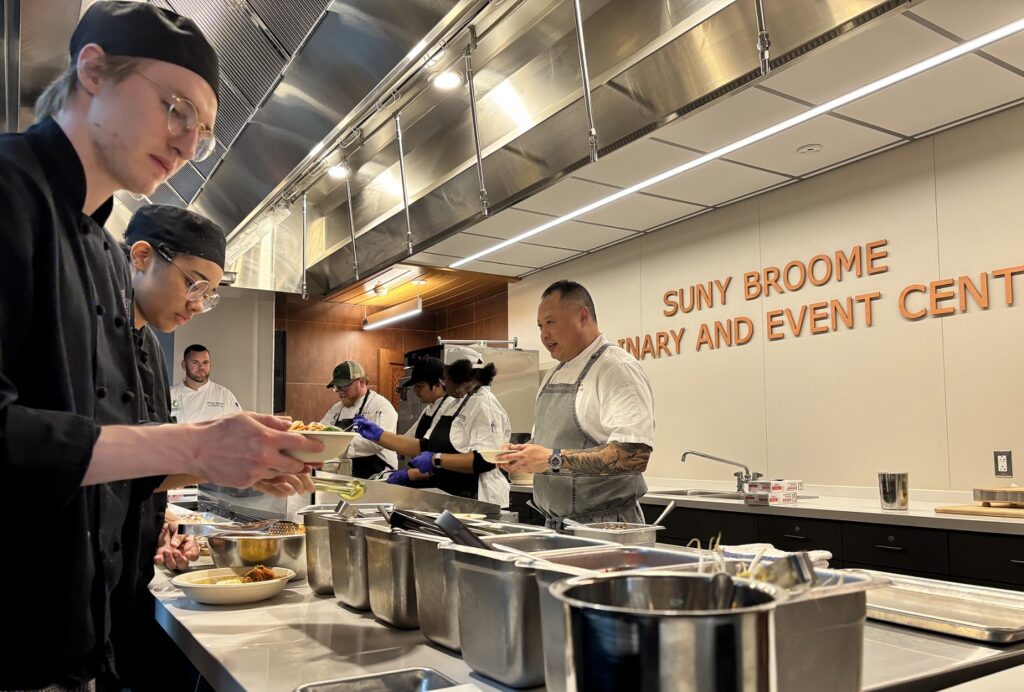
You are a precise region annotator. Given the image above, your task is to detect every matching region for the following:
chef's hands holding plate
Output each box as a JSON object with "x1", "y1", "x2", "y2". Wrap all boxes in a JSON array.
[
  {"x1": 498, "y1": 443, "x2": 553, "y2": 474},
  {"x1": 187, "y1": 413, "x2": 324, "y2": 489}
]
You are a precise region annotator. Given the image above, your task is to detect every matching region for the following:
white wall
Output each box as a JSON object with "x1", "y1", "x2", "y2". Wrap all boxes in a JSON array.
[
  {"x1": 509, "y1": 104, "x2": 1024, "y2": 491},
  {"x1": 171, "y1": 286, "x2": 276, "y2": 413}
]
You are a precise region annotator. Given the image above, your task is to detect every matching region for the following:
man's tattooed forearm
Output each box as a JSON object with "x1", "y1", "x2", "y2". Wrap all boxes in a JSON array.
[{"x1": 561, "y1": 442, "x2": 651, "y2": 475}]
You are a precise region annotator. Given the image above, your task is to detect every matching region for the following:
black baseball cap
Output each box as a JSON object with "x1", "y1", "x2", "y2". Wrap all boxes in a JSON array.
[
  {"x1": 71, "y1": 1, "x2": 219, "y2": 97},
  {"x1": 327, "y1": 361, "x2": 367, "y2": 389},
  {"x1": 397, "y1": 357, "x2": 444, "y2": 389},
  {"x1": 125, "y1": 205, "x2": 226, "y2": 268}
]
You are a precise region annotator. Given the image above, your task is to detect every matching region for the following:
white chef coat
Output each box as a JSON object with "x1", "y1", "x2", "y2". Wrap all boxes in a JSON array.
[
  {"x1": 321, "y1": 389, "x2": 398, "y2": 469},
  {"x1": 424, "y1": 386, "x2": 511, "y2": 453},
  {"x1": 423, "y1": 386, "x2": 511, "y2": 506},
  {"x1": 533, "y1": 334, "x2": 655, "y2": 448},
  {"x1": 169, "y1": 380, "x2": 242, "y2": 423}
]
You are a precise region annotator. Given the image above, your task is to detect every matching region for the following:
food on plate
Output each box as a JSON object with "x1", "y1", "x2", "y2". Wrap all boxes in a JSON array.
[
  {"x1": 192, "y1": 565, "x2": 279, "y2": 585},
  {"x1": 289, "y1": 421, "x2": 342, "y2": 432},
  {"x1": 194, "y1": 573, "x2": 244, "y2": 585},
  {"x1": 243, "y1": 565, "x2": 277, "y2": 582}
]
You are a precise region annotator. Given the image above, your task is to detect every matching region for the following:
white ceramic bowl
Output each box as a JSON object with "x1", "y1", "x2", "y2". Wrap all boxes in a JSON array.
[
  {"x1": 477, "y1": 449, "x2": 516, "y2": 464},
  {"x1": 171, "y1": 566, "x2": 295, "y2": 605},
  {"x1": 287, "y1": 431, "x2": 357, "y2": 463}
]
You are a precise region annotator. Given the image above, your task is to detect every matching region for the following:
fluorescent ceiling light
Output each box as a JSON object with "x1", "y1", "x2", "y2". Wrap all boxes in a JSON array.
[
  {"x1": 363, "y1": 297, "x2": 423, "y2": 330},
  {"x1": 451, "y1": 15, "x2": 1024, "y2": 268}
]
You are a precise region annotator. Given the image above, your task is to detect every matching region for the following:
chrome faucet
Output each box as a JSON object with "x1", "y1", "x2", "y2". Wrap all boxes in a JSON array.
[{"x1": 680, "y1": 450, "x2": 764, "y2": 492}]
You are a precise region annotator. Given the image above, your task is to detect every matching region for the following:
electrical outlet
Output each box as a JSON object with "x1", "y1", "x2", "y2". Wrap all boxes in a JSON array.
[{"x1": 994, "y1": 450, "x2": 1013, "y2": 478}]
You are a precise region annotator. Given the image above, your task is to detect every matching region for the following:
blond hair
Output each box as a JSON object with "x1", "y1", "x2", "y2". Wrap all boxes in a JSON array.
[{"x1": 35, "y1": 53, "x2": 140, "y2": 121}]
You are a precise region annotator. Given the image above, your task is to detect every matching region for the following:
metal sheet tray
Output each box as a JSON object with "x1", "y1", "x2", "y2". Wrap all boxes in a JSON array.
[{"x1": 853, "y1": 569, "x2": 1024, "y2": 643}]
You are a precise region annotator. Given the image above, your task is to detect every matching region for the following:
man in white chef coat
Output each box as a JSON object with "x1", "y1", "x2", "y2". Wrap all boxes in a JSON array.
[
  {"x1": 169, "y1": 343, "x2": 242, "y2": 422},
  {"x1": 321, "y1": 360, "x2": 398, "y2": 478},
  {"x1": 503, "y1": 280, "x2": 655, "y2": 528}
]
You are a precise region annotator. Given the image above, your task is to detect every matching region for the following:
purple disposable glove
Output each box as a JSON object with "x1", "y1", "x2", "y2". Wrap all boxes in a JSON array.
[
  {"x1": 409, "y1": 451, "x2": 436, "y2": 474},
  {"x1": 386, "y1": 468, "x2": 410, "y2": 485},
  {"x1": 352, "y1": 415, "x2": 383, "y2": 441}
]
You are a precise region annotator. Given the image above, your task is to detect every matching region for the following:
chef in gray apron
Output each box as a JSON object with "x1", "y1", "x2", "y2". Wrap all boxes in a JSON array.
[
  {"x1": 503, "y1": 280, "x2": 655, "y2": 528},
  {"x1": 321, "y1": 360, "x2": 398, "y2": 478}
]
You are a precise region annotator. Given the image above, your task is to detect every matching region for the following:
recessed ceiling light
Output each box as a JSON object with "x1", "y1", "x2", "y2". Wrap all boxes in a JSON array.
[
  {"x1": 450, "y1": 14, "x2": 1024, "y2": 269},
  {"x1": 797, "y1": 143, "x2": 823, "y2": 154},
  {"x1": 412, "y1": 278, "x2": 428, "y2": 285},
  {"x1": 328, "y1": 162, "x2": 352, "y2": 180},
  {"x1": 432, "y1": 70, "x2": 463, "y2": 91},
  {"x1": 372, "y1": 281, "x2": 388, "y2": 296}
]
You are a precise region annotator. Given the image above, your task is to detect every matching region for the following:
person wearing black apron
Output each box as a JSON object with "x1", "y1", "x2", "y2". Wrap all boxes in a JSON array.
[
  {"x1": 354, "y1": 350, "x2": 511, "y2": 505},
  {"x1": 322, "y1": 360, "x2": 398, "y2": 478},
  {"x1": 502, "y1": 281, "x2": 655, "y2": 528},
  {"x1": 107, "y1": 205, "x2": 228, "y2": 691},
  {"x1": 398, "y1": 357, "x2": 449, "y2": 440}
]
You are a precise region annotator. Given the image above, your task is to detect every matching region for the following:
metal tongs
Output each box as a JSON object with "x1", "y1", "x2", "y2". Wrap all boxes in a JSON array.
[{"x1": 178, "y1": 519, "x2": 303, "y2": 537}]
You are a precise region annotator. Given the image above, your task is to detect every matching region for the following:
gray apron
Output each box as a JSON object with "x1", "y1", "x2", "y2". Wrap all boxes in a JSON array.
[{"x1": 533, "y1": 343, "x2": 647, "y2": 528}]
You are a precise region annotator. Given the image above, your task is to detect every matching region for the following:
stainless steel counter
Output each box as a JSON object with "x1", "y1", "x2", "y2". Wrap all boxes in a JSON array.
[{"x1": 152, "y1": 563, "x2": 1024, "y2": 692}]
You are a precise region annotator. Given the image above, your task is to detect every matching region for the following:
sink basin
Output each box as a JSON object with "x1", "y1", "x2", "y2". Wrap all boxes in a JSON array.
[
  {"x1": 294, "y1": 667, "x2": 457, "y2": 691},
  {"x1": 655, "y1": 489, "x2": 819, "y2": 500}
]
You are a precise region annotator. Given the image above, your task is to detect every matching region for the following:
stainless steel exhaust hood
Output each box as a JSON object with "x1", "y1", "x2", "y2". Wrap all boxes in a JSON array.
[
  {"x1": 198, "y1": 0, "x2": 909, "y2": 294},
  {"x1": 5, "y1": 0, "x2": 911, "y2": 293}
]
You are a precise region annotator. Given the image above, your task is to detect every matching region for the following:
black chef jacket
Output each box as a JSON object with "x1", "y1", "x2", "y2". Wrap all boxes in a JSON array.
[
  {"x1": 0, "y1": 118, "x2": 163, "y2": 688},
  {"x1": 107, "y1": 326, "x2": 172, "y2": 692}
]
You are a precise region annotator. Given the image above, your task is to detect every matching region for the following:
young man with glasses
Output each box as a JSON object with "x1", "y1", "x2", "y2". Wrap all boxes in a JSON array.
[{"x1": 0, "y1": 4, "x2": 321, "y2": 689}]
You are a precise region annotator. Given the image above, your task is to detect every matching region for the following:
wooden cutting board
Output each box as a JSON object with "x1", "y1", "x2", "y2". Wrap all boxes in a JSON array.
[{"x1": 935, "y1": 503, "x2": 1024, "y2": 518}]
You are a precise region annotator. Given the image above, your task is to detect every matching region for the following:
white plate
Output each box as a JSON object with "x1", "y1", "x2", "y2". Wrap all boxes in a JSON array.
[
  {"x1": 477, "y1": 449, "x2": 516, "y2": 464},
  {"x1": 287, "y1": 430, "x2": 357, "y2": 464},
  {"x1": 171, "y1": 566, "x2": 294, "y2": 605}
]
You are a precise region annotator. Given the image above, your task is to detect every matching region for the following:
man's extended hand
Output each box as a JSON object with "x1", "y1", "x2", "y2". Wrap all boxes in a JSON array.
[{"x1": 499, "y1": 443, "x2": 553, "y2": 474}]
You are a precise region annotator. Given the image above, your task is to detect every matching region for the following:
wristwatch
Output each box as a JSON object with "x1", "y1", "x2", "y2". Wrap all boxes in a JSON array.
[
  {"x1": 433, "y1": 453, "x2": 443, "y2": 468},
  {"x1": 547, "y1": 448, "x2": 562, "y2": 473}
]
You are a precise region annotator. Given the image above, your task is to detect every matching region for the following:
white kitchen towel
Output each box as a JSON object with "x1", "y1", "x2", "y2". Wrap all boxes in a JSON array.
[{"x1": 722, "y1": 542, "x2": 832, "y2": 568}]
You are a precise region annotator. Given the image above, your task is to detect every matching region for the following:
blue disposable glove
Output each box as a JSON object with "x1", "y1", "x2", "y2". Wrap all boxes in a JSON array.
[
  {"x1": 409, "y1": 451, "x2": 436, "y2": 474},
  {"x1": 352, "y1": 415, "x2": 383, "y2": 441},
  {"x1": 386, "y1": 468, "x2": 410, "y2": 485}
]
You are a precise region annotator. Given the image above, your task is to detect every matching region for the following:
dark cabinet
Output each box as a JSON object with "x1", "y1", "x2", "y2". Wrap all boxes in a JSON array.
[
  {"x1": 842, "y1": 522, "x2": 949, "y2": 575},
  {"x1": 757, "y1": 514, "x2": 843, "y2": 557},
  {"x1": 949, "y1": 531, "x2": 1024, "y2": 587},
  {"x1": 656, "y1": 506, "x2": 758, "y2": 547}
]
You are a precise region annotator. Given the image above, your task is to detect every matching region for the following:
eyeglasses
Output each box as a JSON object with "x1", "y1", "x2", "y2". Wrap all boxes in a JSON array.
[
  {"x1": 331, "y1": 381, "x2": 359, "y2": 393},
  {"x1": 156, "y1": 245, "x2": 220, "y2": 313},
  {"x1": 135, "y1": 71, "x2": 217, "y2": 162}
]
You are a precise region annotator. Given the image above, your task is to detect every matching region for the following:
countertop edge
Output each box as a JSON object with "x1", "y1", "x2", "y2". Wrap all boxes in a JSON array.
[{"x1": 509, "y1": 485, "x2": 1024, "y2": 535}]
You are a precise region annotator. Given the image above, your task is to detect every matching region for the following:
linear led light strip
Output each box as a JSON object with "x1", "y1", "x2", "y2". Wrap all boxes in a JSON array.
[{"x1": 451, "y1": 16, "x2": 1024, "y2": 268}]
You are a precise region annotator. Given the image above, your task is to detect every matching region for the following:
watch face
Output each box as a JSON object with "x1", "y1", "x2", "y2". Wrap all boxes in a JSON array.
[{"x1": 548, "y1": 454, "x2": 562, "y2": 470}]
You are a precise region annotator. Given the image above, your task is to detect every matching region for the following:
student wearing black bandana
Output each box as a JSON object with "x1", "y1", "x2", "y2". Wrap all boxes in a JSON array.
[{"x1": 0, "y1": 4, "x2": 321, "y2": 689}]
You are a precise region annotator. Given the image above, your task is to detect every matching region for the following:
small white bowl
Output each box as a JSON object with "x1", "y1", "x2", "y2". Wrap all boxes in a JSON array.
[
  {"x1": 171, "y1": 566, "x2": 294, "y2": 605},
  {"x1": 287, "y1": 431, "x2": 357, "y2": 464},
  {"x1": 477, "y1": 449, "x2": 516, "y2": 464}
]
